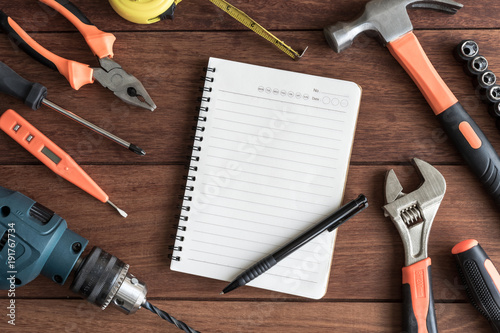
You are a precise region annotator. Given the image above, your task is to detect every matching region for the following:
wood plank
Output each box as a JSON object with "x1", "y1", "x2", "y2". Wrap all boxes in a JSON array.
[
  {"x1": 2, "y1": 0, "x2": 498, "y2": 32},
  {"x1": 1, "y1": 30, "x2": 500, "y2": 165},
  {"x1": 0, "y1": 300, "x2": 491, "y2": 332},
  {"x1": 0, "y1": 164, "x2": 498, "y2": 301}
]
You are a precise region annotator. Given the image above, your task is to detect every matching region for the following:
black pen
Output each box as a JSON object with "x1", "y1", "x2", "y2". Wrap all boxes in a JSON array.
[{"x1": 220, "y1": 194, "x2": 369, "y2": 295}]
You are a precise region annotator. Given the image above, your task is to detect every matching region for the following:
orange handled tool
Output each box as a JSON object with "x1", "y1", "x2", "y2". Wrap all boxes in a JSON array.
[
  {"x1": 453, "y1": 240, "x2": 500, "y2": 332},
  {"x1": 0, "y1": 109, "x2": 127, "y2": 217},
  {"x1": 383, "y1": 158, "x2": 446, "y2": 333},
  {"x1": 387, "y1": 32, "x2": 500, "y2": 206},
  {"x1": 324, "y1": 0, "x2": 500, "y2": 207},
  {"x1": 0, "y1": 0, "x2": 156, "y2": 111}
]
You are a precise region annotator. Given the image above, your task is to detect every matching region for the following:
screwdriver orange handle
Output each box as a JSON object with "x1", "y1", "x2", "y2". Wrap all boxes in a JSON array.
[
  {"x1": 39, "y1": 0, "x2": 116, "y2": 59},
  {"x1": 388, "y1": 32, "x2": 500, "y2": 206},
  {"x1": 0, "y1": 109, "x2": 109, "y2": 203},
  {"x1": 453, "y1": 240, "x2": 500, "y2": 332},
  {"x1": 402, "y1": 257, "x2": 437, "y2": 333},
  {"x1": 0, "y1": 10, "x2": 93, "y2": 90}
]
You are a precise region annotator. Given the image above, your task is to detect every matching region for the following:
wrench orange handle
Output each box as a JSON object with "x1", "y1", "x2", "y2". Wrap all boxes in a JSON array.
[{"x1": 402, "y1": 258, "x2": 437, "y2": 333}]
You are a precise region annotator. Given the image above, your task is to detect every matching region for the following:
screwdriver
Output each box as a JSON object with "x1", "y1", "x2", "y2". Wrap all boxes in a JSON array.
[
  {"x1": 0, "y1": 109, "x2": 127, "y2": 218},
  {"x1": 452, "y1": 239, "x2": 500, "y2": 332},
  {"x1": 0, "y1": 61, "x2": 145, "y2": 155}
]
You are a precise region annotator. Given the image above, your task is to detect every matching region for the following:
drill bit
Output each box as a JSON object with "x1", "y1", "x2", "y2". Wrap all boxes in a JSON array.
[
  {"x1": 108, "y1": 200, "x2": 128, "y2": 218},
  {"x1": 143, "y1": 301, "x2": 200, "y2": 333}
]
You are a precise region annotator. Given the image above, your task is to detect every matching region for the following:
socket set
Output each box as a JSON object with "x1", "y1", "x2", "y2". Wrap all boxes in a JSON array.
[{"x1": 454, "y1": 40, "x2": 500, "y2": 128}]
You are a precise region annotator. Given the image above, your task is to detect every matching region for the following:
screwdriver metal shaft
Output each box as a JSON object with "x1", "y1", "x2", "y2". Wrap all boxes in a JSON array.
[{"x1": 41, "y1": 99, "x2": 145, "y2": 155}]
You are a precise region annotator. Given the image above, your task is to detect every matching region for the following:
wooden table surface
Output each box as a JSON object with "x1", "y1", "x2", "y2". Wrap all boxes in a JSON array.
[{"x1": 1, "y1": 0, "x2": 500, "y2": 332}]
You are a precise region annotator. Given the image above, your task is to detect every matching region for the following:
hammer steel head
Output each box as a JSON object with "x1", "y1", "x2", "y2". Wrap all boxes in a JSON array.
[{"x1": 324, "y1": 0, "x2": 463, "y2": 53}]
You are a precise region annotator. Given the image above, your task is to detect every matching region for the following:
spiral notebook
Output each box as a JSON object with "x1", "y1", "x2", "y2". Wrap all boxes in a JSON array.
[{"x1": 170, "y1": 57, "x2": 362, "y2": 299}]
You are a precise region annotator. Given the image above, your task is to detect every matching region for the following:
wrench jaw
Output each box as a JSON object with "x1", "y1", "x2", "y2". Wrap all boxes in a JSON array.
[
  {"x1": 384, "y1": 199, "x2": 440, "y2": 267},
  {"x1": 383, "y1": 158, "x2": 446, "y2": 267}
]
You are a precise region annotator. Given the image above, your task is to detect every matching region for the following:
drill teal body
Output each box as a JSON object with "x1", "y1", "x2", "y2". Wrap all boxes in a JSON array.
[{"x1": 0, "y1": 186, "x2": 88, "y2": 289}]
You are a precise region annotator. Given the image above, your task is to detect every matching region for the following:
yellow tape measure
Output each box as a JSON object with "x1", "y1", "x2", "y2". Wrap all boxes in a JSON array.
[{"x1": 108, "y1": 0, "x2": 306, "y2": 60}]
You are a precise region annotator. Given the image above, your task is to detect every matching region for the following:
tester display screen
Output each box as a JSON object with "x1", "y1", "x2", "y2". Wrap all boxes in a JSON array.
[{"x1": 41, "y1": 146, "x2": 62, "y2": 165}]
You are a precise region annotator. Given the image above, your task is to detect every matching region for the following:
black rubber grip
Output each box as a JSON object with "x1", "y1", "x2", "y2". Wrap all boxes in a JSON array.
[
  {"x1": 454, "y1": 243, "x2": 500, "y2": 332},
  {"x1": 0, "y1": 10, "x2": 58, "y2": 72},
  {"x1": 236, "y1": 255, "x2": 278, "y2": 285},
  {"x1": 0, "y1": 62, "x2": 47, "y2": 110},
  {"x1": 402, "y1": 266, "x2": 438, "y2": 333},
  {"x1": 437, "y1": 102, "x2": 500, "y2": 206},
  {"x1": 53, "y1": 0, "x2": 94, "y2": 26}
]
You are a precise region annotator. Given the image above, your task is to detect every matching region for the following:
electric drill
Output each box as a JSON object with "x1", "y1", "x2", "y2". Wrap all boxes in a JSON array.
[{"x1": 0, "y1": 186, "x2": 199, "y2": 332}]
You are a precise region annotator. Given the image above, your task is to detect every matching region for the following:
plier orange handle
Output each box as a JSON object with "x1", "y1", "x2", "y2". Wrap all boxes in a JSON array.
[{"x1": 0, "y1": 0, "x2": 156, "y2": 111}]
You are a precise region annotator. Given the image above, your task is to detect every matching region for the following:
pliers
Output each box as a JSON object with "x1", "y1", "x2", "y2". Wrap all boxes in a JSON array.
[
  {"x1": 0, "y1": 0, "x2": 156, "y2": 111},
  {"x1": 383, "y1": 158, "x2": 446, "y2": 333}
]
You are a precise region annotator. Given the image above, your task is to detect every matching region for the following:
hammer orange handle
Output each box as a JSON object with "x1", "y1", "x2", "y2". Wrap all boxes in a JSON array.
[
  {"x1": 0, "y1": 10, "x2": 93, "y2": 90},
  {"x1": 389, "y1": 32, "x2": 500, "y2": 205},
  {"x1": 402, "y1": 258, "x2": 437, "y2": 333}
]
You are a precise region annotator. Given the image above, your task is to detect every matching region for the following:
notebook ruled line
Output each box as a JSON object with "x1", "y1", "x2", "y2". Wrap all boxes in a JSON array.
[
  {"x1": 209, "y1": 128, "x2": 342, "y2": 150},
  {"x1": 218, "y1": 91, "x2": 347, "y2": 114},
  {"x1": 210, "y1": 134, "x2": 341, "y2": 152},
  {"x1": 187, "y1": 258, "x2": 319, "y2": 284},
  {"x1": 202, "y1": 170, "x2": 334, "y2": 195},
  {"x1": 206, "y1": 155, "x2": 337, "y2": 179},
  {"x1": 208, "y1": 146, "x2": 338, "y2": 167},
  {"x1": 216, "y1": 108, "x2": 345, "y2": 130},
  {"x1": 189, "y1": 249, "x2": 323, "y2": 272},
  {"x1": 318, "y1": 91, "x2": 350, "y2": 98},
  {"x1": 199, "y1": 188, "x2": 328, "y2": 215},
  {"x1": 213, "y1": 119, "x2": 343, "y2": 141},
  {"x1": 200, "y1": 177, "x2": 332, "y2": 205},
  {"x1": 204, "y1": 166, "x2": 336, "y2": 189},
  {"x1": 215, "y1": 100, "x2": 347, "y2": 122},
  {"x1": 206, "y1": 203, "x2": 323, "y2": 222},
  {"x1": 201, "y1": 212, "x2": 307, "y2": 232},
  {"x1": 189, "y1": 239, "x2": 325, "y2": 263},
  {"x1": 210, "y1": 136, "x2": 340, "y2": 160}
]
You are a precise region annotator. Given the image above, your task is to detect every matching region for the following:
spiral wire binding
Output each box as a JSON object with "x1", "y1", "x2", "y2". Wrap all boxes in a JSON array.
[{"x1": 169, "y1": 66, "x2": 216, "y2": 263}]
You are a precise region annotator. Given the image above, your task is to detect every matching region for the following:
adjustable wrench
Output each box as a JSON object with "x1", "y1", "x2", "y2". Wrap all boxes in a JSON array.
[{"x1": 383, "y1": 158, "x2": 446, "y2": 333}]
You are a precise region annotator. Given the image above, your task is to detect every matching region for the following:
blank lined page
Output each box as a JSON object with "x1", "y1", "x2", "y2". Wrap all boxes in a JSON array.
[{"x1": 171, "y1": 57, "x2": 362, "y2": 299}]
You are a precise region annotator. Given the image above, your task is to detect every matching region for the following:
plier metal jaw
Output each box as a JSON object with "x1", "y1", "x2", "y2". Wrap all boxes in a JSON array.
[
  {"x1": 94, "y1": 57, "x2": 157, "y2": 111},
  {"x1": 383, "y1": 158, "x2": 446, "y2": 333},
  {"x1": 0, "y1": 0, "x2": 156, "y2": 111}
]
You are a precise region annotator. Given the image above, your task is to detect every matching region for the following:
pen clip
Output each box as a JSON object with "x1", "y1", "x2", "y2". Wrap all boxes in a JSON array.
[{"x1": 327, "y1": 197, "x2": 368, "y2": 232}]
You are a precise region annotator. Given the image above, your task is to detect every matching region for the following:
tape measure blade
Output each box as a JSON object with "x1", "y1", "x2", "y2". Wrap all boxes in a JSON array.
[{"x1": 209, "y1": 0, "x2": 303, "y2": 60}]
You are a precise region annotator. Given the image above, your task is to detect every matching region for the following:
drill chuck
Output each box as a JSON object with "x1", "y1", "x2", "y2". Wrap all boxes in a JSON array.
[{"x1": 71, "y1": 247, "x2": 147, "y2": 314}]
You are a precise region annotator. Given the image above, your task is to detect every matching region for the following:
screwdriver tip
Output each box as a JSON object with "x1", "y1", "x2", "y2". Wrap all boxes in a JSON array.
[
  {"x1": 129, "y1": 144, "x2": 146, "y2": 156},
  {"x1": 108, "y1": 200, "x2": 128, "y2": 218},
  {"x1": 219, "y1": 291, "x2": 224, "y2": 295}
]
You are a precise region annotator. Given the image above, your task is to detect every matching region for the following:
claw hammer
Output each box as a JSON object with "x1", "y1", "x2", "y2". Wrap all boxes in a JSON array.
[{"x1": 324, "y1": 0, "x2": 500, "y2": 206}]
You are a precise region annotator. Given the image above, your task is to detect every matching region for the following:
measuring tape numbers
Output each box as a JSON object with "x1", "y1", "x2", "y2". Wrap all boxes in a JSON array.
[{"x1": 108, "y1": 0, "x2": 306, "y2": 60}]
